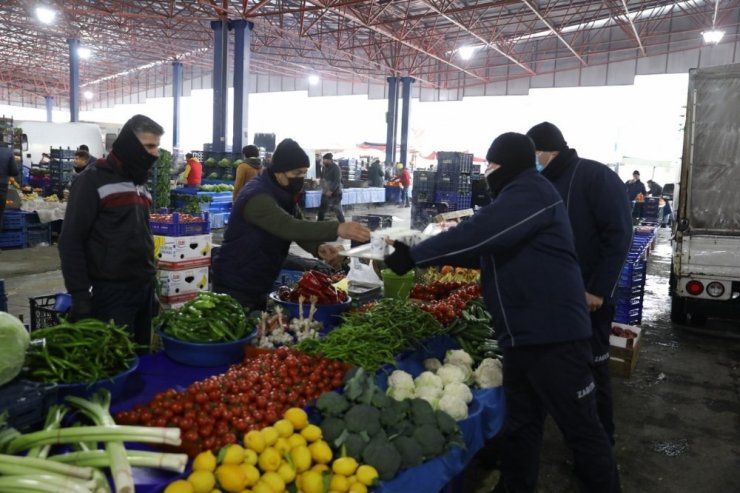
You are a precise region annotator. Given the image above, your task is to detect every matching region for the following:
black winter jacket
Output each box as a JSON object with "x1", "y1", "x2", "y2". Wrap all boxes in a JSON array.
[
  {"x1": 542, "y1": 149, "x2": 633, "y2": 300},
  {"x1": 410, "y1": 169, "x2": 591, "y2": 348}
]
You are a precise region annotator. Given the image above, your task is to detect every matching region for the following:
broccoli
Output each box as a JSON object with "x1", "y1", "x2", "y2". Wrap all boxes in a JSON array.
[
  {"x1": 320, "y1": 416, "x2": 345, "y2": 444},
  {"x1": 410, "y1": 398, "x2": 437, "y2": 426},
  {"x1": 362, "y1": 438, "x2": 402, "y2": 481},
  {"x1": 371, "y1": 389, "x2": 392, "y2": 409},
  {"x1": 435, "y1": 409, "x2": 458, "y2": 436},
  {"x1": 387, "y1": 419, "x2": 415, "y2": 439},
  {"x1": 413, "y1": 424, "x2": 446, "y2": 458},
  {"x1": 344, "y1": 368, "x2": 377, "y2": 404},
  {"x1": 316, "y1": 391, "x2": 350, "y2": 417},
  {"x1": 337, "y1": 431, "x2": 369, "y2": 459},
  {"x1": 392, "y1": 435, "x2": 424, "y2": 468},
  {"x1": 380, "y1": 400, "x2": 404, "y2": 427},
  {"x1": 345, "y1": 404, "x2": 381, "y2": 436}
]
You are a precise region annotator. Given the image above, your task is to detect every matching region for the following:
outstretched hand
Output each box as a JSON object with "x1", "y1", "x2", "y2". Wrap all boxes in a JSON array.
[
  {"x1": 384, "y1": 241, "x2": 415, "y2": 275},
  {"x1": 338, "y1": 222, "x2": 371, "y2": 242}
]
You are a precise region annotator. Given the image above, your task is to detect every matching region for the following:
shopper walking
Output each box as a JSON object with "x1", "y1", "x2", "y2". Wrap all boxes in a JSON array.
[
  {"x1": 0, "y1": 143, "x2": 20, "y2": 233},
  {"x1": 398, "y1": 164, "x2": 411, "y2": 207},
  {"x1": 59, "y1": 114, "x2": 164, "y2": 348},
  {"x1": 527, "y1": 121, "x2": 633, "y2": 448},
  {"x1": 233, "y1": 144, "x2": 262, "y2": 201},
  {"x1": 384, "y1": 132, "x2": 619, "y2": 493},
  {"x1": 318, "y1": 152, "x2": 345, "y2": 222}
]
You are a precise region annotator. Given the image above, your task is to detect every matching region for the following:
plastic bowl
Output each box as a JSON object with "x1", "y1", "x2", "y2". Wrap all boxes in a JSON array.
[
  {"x1": 55, "y1": 355, "x2": 140, "y2": 403},
  {"x1": 53, "y1": 293, "x2": 72, "y2": 313},
  {"x1": 157, "y1": 330, "x2": 257, "y2": 367},
  {"x1": 269, "y1": 291, "x2": 352, "y2": 333}
]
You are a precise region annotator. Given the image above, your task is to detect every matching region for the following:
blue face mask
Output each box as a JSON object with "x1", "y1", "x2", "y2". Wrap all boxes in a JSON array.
[{"x1": 535, "y1": 156, "x2": 545, "y2": 173}]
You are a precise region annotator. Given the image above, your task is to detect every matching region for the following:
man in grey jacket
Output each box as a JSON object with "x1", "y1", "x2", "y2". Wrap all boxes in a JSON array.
[{"x1": 318, "y1": 152, "x2": 345, "y2": 222}]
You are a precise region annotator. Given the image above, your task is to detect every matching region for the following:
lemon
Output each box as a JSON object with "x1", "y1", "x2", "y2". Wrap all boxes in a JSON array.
[
  {"x1": 188, "y1": 470, "x2": 216, "y2": 493},
  {"x1": 261, "y1": 471, "x2": 286, "y2": 493},
  {"x1": 273, "y1": 419, "x2": 294, "y2": 438},
  {"x1": 243, "y1": 449, "x2": 258, "y2": 466},
  {"x1": 276, "y1": 462, "x2": 296, "y2": 484},
  {"x1": 251, "y1": 483, "x2": 272, "y2": 493},
  {"x1": 273, "y1": 437, "x2": 291, "y2": 454},
  {"x1": 308, "y1": 440, "x2": 333, "y2": 464},
  {"x1": 289, "y1": 445, "x2": 312, "y2": 472},
  {"x1": 216, "y1": 464, "x2": 246, "y2": 493},
  {"x1": 355, "y1": 465, "x2": 379, "y2": 486},
  {"x1": 165, "y1": 480, "x2": 194, "y2": 493},
  {"x1": 301, "y1": 470, "x2": 325, "y2": 493},
  {"x1": 330, "y1": 474, "x2": 350, "y2": 492},
  {"x1": 244, "y1": 431, "x2": 266, "y2": 453},
  {"x1": 284, "y1": 408, "x2": 309, "y2": 430},
  {"x1": 287, "y1": 434, "x2": 307, "y2": 449},
  {"x1": 260, "y1": 427, "x2": 279, "y2": 447},
  {"x1": 258, "y1": 447, "x2": 282, "y2": 472},
  {"x1": 349, "y1": 483, "x2": 368, "y2": 493},
  {"x1": 193, "y1": 450, "x2": 217, "y2": 472},
  {"x1": 300, "y1": 424, "x2": 322, "y2": 443},
  {"x1": 347, "y1": 475, "x2": 357, "y2": 485},
  {"x1": 331, "y1": 457, "x2": 358, "y2": 476},
  {"x1": 239, "y1": 463, "x2": 260, "y2": 487},
  {"x1": 311, "y1": 464, "x2": 329, "y2": 474},
  {"x1": 221, "y1": 444, "x2": 246, "y2": 465}
]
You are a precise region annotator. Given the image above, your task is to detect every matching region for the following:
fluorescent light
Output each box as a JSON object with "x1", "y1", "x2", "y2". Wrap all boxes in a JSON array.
[
  {"x1": 83, "y1": 91, "x2": 94, "y2": 100},
  {"x1": 702, "y1": 29, "x2": 725, "y2": 44},
  {"x1": 78, "y1": 47, "x2": 92, "y2": 59},
  {"x1": 458, "y1": 46, "x2": 476, "y2": 60},
  {"x1": 35, "y1": 6, "x2": 56, "y2": 24},
  {"x1": 308, "y1": 74, "x2": 320, "y2": 85}
]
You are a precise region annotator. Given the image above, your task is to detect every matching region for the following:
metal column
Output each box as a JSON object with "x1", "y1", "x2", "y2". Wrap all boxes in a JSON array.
[
  {"x1": 172, "y1": 61, "x2": 183, "y2": 152},
  {"x1": 399, "y1": 77, "x2": 414, "y2": 167},
  {"x1": 385, "y1": 77, "x2": 399, "y2": 166},
  {"x1": 45, "y1": 96, "x2": 54, "y2": 122},
  {"x1": 231, "y1": 20, "x2": 254, "y2": 153},
  {"x1": 67, "y1": 39, "x2": 80, "y2": 122},
  {"x1": 210, "y1": 20, "x2": 229, "y2": 153}
]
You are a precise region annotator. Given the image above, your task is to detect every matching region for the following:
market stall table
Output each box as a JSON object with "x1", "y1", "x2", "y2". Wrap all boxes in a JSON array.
[
  {"x1": 20, "y1": 199, "x2": 67, "y2": 223},
  {"x1": 303, "y1": 187, "x2": 386, "y2": 208}
]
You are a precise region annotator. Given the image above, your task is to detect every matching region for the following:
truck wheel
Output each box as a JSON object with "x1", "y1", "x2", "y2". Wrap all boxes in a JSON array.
[
  {"x1": 688, "y1": 310, "x2": 707, "y2": 326},
  {"x1": 671, "y1": 294, "x2": 687, "y2": 324}
]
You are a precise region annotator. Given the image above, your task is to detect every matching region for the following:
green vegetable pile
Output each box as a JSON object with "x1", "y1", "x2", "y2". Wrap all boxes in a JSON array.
[
  {"x1": 0, "y1": 312, "x2": 31, "y2": 386},
  {"x1": 25, "y1": 319, "x2": 137, "y2": 384},
  {"x1": 155, "y1": 292, "x2": 254, "y2": 343},
  {"x1": 199, "y1": 184, "x2": 234, "y2": 192},
  {"x1": 445, "y1": 298, "x2": 500, "y2": 364},
  {"x1": 297, "y1": 299, "x2": 444, "y2": 371},
  {"x1": 317, "y1": 369, "x2": 464, "y2": 481}
]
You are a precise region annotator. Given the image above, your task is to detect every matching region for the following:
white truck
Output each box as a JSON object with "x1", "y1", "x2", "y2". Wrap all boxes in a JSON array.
[
  {"x1": 671, "y1": 62, "x2": 740, "y2": 325},
  {"x1": 17, "y1": 121, "x2": 106, "y2": 166}
]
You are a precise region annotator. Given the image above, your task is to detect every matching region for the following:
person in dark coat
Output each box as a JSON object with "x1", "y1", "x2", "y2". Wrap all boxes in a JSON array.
[
  {"x1": 384, "y1": 132, "x2": 619, "y2": 493},
  {"x1": 646, "y1": 179, "x2": 662, "y2": 197},
  {"x1": 78, "y1": 144, "x2": 98, "y2": 167},
  {"x1": 368, "y1": 159, "x2": 384, "y2": 187},
  {"x1": 0, "y1": 143, "x2": 20, "y2": 233},
  {"x1": 625, "y1": 170, "x2": 646, "y2": 200},
  {"x1": 318, "y1": 152, "x2": 345, "y2": 222},
  {"x1": 527, "y1": 121, "x2": 633, "y2": 448}
]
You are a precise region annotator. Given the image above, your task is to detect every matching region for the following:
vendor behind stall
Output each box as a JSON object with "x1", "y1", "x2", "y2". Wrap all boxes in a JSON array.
[
  {"x1": 179, "y1": 153, "x2": 202, "y2": 188},
  {"x1": 212, "y1": 138, "x2": 370, "y2": 310}
]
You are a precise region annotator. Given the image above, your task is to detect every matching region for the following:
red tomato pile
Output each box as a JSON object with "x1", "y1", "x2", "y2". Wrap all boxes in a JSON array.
[
  {"x1": 150, "y1": 212, "x2": 205, "y2": 224},
  {"x1": 114, "y1": 347, "x2": 350, "y2": 455},
  {"x1": 410, "y1": 281, "x2": 482, "y2": 325}
]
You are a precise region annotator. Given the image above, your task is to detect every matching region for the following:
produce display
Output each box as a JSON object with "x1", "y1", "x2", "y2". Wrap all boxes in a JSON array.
[
  {"x1": 149, "y1": 212, "x2": 206, "y2": 224},
  {"x1": 297, "y1": 299, "x2": 444, "y2": 371},
  {"x1": 254, "y1": 307, "x2": 322, "y2": 349},
  {"x1": 0, "y1": 313, "x2": 30, "y2": 386},
  {"x1": 155, "y1": 292, "x2": 253, "y2": 343},
  {"x1": 444, "y1": 299, "x2": 500, "y2": 363},
  {"x1": 611, "y1": 325, "x2": 638, "y2": 338},
  {"x1": 25, "y1": 319, "x2": 137, "y2": 384},
  {"x1": 409, "y1": 281, "x2": 481, "y2": 325},
  {"x1": 199, "y1": 184, "x2": 234, "y2": 192},
  {"x1": 421, "y1": 266, "x2": 480, "y2": 284},
  {"x1": 275, "y1": 271, "x2": 348, "y2": 305},
  {"x1": 115, "y1": 347, "x2": 350, "y2": 455}
]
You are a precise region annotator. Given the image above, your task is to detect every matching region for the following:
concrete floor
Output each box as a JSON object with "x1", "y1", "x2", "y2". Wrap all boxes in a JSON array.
[{"x1": 2, "y1": 206, "x2": 739, "y2": 493}]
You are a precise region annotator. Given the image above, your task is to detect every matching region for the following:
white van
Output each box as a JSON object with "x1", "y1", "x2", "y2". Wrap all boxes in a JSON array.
[{"x1": 17, "y1": 121, "x2": 106, "y2": 166}]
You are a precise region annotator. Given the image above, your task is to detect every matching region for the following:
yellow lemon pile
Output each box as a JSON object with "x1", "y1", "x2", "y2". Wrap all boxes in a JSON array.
[{"x1": 165, "y1": 407, "x2": 380, "y2": 493}]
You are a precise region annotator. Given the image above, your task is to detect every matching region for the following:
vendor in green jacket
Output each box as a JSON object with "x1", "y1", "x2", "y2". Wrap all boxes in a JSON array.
[{"x1": 211, "y1": 138, "x2": 371, "y2": 310}]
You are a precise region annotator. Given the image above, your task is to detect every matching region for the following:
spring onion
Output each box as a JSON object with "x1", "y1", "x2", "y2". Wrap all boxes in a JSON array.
[
  {"x1": 49, "y1": 449, "x2": 188, "y2": 473},
  {"x1": 25, "y1": 404, "x2": 68, "y2": 459},
  {"x1": 0, "y1": 454, "x2": 93, "y2": 479},
  {"x1": 0, "y1": 474, "x2": 99, "y2": 493}
]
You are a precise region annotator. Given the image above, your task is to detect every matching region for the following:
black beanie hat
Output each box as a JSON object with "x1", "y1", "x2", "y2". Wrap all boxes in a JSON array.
[
  {"x1": 526, "y1": 122, "x2": 568, "y2": 152},
  {"x1": 270, "y1": 139, "x2": 310, "y2": 172},
  {"x1": 323, "y1": 152, "x2": 333, "y2": 160},
  {"x1": 486, "y1": 132, "x2": 536, "y2": 169}
]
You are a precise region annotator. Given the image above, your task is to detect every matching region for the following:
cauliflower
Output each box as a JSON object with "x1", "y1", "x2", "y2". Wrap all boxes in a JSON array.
[
  {"x1": 387, "y1": 370, "x2": 416, "y2": 401},
  {"x1": 414, "y1": 371, "x2": 443, "y2": 390},
  {"x1": 387, "y1": 385, "x2": 415, "y2": 401},
  {"x1": 438, "y1": 394, "x2": 469, "y2": 421},
  {"x1": 436, "y1": 364, "x2": 468, "y2": 386},
  {"x1": 443, "y1": 382, "x2": 472, "y2": 404},
  {"x1": 424, "y1": 358, "x2": 442, "y2": 372},
  {"x1": 444, "y1": 349, "x2": 474, "y2": 369},
  {"x1": 414, "y1": 386, "x2": 442, "y2": 409},
  {"x1": 474, "y1": 358, "x2": 503, "y2": 389}
]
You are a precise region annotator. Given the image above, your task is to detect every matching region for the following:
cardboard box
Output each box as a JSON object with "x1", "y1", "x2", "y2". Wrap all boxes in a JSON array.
[
  {"x1": 158, "y1": 291, "x2": 198, "y2": 307},
  {"x1": 154, "y1": 234, "x2": 212, "y2": 263},
  {"x1": 609, "y1": 323, "x2": 643, "y2": 378},
  {"x1": 157, "y1": 267, "x2": 209, "y2": 299},
  {"x1": 157, "y1": 257, "x2": 211, "y2": 270}
]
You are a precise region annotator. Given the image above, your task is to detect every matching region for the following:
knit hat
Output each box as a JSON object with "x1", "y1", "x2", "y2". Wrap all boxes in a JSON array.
[
  {"x1": 270, "y1": 139, "x2": 310, "y2": 172},
  {"x1": 526, "y1": 122, "x2": 568, "y2": 152},
  {"x1": 485, "y1": 132, "x2": 536, "y2": 169},
  {"x1": 242, "y1": 144, "x2": 260, "y2": 159},
  {"x1": 322, "y1": 152, "x2": 333, "y2": 160}
]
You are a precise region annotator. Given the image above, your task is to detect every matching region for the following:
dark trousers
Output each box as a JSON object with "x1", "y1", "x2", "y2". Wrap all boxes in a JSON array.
[
  {"x1": 500, "y1": 340, "x2": 619, "y2": 493},
  {"x1": 212, "y1": 283, "x2": 267, "y2": 312},
  {"x1": 400, "y1": 187, "x2": 410, "y2": 206},
  {"x1": 590, "y1": 302, "x2": 616, "y2": 444},
  {"x1": 92, "y1": 280, "x2": 155, "y2": 350},
  {"x1": 318, "y1": 194, "x2": 345, "y2": 222},
  {"x1": 0, "y1": 186, "x2": 7, "y2": 232}
]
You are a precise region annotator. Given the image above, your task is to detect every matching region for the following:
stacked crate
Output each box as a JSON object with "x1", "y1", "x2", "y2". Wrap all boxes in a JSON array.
[
  {"x1": 641, "y1": 197, "x2": 661, "y2": 224},
  {"x1": 411, "y1": 171, "x2": 436, "y2": 204},
  {"x1": 0, "y1": 211, "x2": 51, "y2": 249},
  {"x1": 433, "y1": 152, "x2": 474, "y2": 211},
  {"x1": 151, "y1": 212, "x2": 212, "y2": 306},
  {"x1": 49, "y1": 147, "x2": 76, "y2": 197},
  {"x1": 614, "y1": 228, "x2": 656, "y2": 325}
]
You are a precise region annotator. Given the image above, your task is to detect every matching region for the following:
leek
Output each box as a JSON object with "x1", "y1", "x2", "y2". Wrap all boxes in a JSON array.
[
  {"x1": 49, "y1": 449, "x2": 188, "y2": 473},
  {"x1": 26, "y1": 405, "x2": 68, "y2": 459},
  {"x1": 0, "y1": 474, "x2": 98, "y2": 493},
  {"x1": 0, "y1": 453, "x2": 94, "y2": 479}
]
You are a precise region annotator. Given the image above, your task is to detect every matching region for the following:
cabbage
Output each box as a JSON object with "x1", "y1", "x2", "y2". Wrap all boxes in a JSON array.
[{"x1": 0, "y1": 312, "x2": 30, "y2": 386}]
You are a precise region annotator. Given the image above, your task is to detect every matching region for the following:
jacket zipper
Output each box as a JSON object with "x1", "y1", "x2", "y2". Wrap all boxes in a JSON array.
[{"x1": 491, "y1": 255, "x2": 515, "y2": 346}]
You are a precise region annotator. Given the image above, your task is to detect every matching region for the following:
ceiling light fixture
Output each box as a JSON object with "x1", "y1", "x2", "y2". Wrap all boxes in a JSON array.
[
  {"x1": 458, "y1": 46, "x2": 476, "y2": 61},
  {"x1": 83, "y1": 91, "x2": 94, "y2": 100},
  {"x1": 78, "y1": 47, "x2": 92, "y2": 59},
  {"x1": 702, "y1": 0, "x2": 725, "y2": 44},
  {"x1": 308, "y1": 74, "x2": 320, "y2": 85},
  {"x1": 35, "y1": 6, "x2": 56, "y2": 24}
]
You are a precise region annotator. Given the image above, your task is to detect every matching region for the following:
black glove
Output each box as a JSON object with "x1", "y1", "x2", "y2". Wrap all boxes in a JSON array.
[
  {"x1": 384, "y1": 241, "x2": 415, "y2": 275},
  {"x1": 68, "y1": 295, "x2": 93, "y2": 322}
]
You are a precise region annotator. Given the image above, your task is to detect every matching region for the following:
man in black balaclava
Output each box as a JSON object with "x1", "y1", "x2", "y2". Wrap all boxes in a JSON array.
[
  {"x1": 385, "y1": 132, "x2": 619, "y2": 493},
  {"x1": 59, "y1": 115, "x2": 164, "y2": 350}
]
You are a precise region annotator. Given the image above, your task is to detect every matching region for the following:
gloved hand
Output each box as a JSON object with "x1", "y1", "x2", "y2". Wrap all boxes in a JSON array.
[
  {"x1": 68, "y1": 295, "x2": 93, "y2": 322},
  {"x1": 384, "y1": 241, "x2": 415, "y2": 275}
]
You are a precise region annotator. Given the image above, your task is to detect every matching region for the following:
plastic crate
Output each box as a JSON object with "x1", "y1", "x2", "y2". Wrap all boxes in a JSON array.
[
  {"x1": 352, "y1": 214, "x2": 393, "y2": 231},
  {"x1": 209, "y1": 211, "x2": 230, "y2": 229},
  {"x1": 614, "y1": 310, "x2": 642, "y2": 325},
  {"x1": 150, "y1": 212, "x2": 211, "y2": 236},
  {"x1": 435, "y1": 172, "x2": 461, "y2": 191},
  {"x1": 0, "y1": 380, "x2": 58, "y2": 432},
  {"x1": 2, "y1": 210, "x2": 34, "y2": 230},
  {"x1": 30, "y1": 294, "x2": 66, "y2": 330},
  {"x1": 0, "y1": 230, "x2": 26, "y2": 248},
  {"x1": 435, "y1": 191, "x2": 459, "y2": 205},
  {"x1": 26, "y1": 224, "x2": 51, "y2": 247},
  {"x1": 413, "y1": 171, "x2": 436, "y2": 192},
  {"x1": 412, "y1": 190, "x2": 434, "y2": 203}
]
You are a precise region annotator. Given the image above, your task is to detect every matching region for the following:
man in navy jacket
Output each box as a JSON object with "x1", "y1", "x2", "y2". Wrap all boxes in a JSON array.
[
  {"x1": 385, "y1": 133, "x2": 619, "y2": 493},
  {"x1": 527, "y1": 122, "x2": 633, "y2": 446}
]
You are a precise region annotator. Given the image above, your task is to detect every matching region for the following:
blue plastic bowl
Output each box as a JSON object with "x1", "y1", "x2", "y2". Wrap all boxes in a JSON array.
[
  {"x1": 269, "y1": 291, "x2": 352, "y2": 333},
  {"x1": 53, "y1": 293, "x2": 72, "y2": 313},
  {"x1": 157, "y1": 330, "x2": 256, "y2": 367},
  {"x1": 55, "y1": 355, "x2": 139, "y2": 403}
]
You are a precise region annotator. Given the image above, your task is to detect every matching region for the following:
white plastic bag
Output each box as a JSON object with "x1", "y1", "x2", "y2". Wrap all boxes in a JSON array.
[{"x1": 346, "y1": 258, "x2": 382, "y2": 286}]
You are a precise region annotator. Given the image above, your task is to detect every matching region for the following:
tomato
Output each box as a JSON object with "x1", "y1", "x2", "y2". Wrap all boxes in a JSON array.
[{"x1": 184, "y1": 430, "x2": 199, "y2": 442}]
